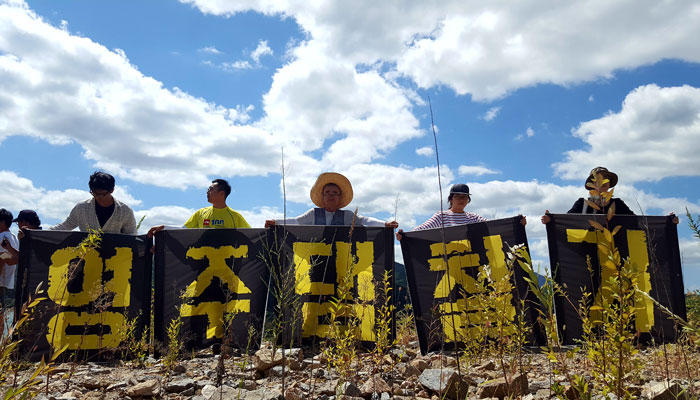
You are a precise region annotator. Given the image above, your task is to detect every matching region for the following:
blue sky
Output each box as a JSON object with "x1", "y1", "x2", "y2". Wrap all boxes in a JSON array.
[{"x1": 2, "y1": 0, "x2": 700, "y2": 287}]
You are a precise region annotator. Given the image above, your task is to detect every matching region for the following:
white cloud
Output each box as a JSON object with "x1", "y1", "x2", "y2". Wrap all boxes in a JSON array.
[
  {"x1": 260, "y1": 40, "x2": 423, "y2": 168},
  {"x1": 198, "y1": 45, "x2": 222, "y2": 54},
  {"x1": 680, "y1": 238, "x2": 700, "y2": 267},
  {"x1": 250, "y1": 40, "x2": 273, "y2": 63},
  {"x1": 516, "y1": 127, "x2": 534, "y2": 140},
  {"x1": 0, "y1": 2, "x2": 281, "y2": 189},
  {"x1": 185, "y1": 0, "x2": 700, "y2": 101},
  {"x1": 483, "y1": 106, "x2": 501, "y2": 121},
  {"x1": 415, "y1": 146, "x2": 433, "y2": 156},
  {"x1": 221, "y1": 60, "x2": 253, "y2": 70},
  {"x1": 206, "y1": 39, "x2": 273, "y2": 72},
  {"x1": 458, "y1": 165, "x2": 499, "y2": 176},
  {"x1": 0, "y1": 170, "x2": 143, "y2": 225},
  {"x1": 555, "y1": 85, "x2": 700, "y2": 183},
  {"x1": 0, "y1": 170, "x2": 44, "y2": 212},
  {"x1": 133, "y1": 206, "x2": 193, "y2": 234}
]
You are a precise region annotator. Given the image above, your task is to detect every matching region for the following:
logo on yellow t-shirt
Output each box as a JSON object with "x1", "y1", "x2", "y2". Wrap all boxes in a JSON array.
[{"x1": 203, "y1": 219, "x2": 225, "y2": 227}]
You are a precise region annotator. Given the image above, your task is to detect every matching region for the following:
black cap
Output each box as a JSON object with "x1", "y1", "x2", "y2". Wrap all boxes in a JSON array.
[
  {"x1": 449, "y1": 184, "x2": 471, "y2": 196},
  {"x1": 12, "y1": 210, "x2": 41, "y2": 227}
]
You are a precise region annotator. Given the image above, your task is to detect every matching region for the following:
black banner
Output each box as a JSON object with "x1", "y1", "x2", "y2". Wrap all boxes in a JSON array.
[
  {"x1": 400, "y1": 216, "x2": 543, "y2": 355},
  {"x1": 15, "y1": 230, "x2": 151, "y2": 361},
  {"x1": 546, "y1": 214, "x2": 686, "y2": 344},
  {"x1": 269, "y1": 226, "x2": 395, "y2": 347},
  {"x1": 153, "y1": 229, "x2": 270, "y2": 351}
]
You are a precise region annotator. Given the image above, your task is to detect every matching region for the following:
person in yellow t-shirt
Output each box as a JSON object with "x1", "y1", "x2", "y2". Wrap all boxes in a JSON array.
[{"x1": 148, "y1": 179, "x2": 250, "y2": 237}]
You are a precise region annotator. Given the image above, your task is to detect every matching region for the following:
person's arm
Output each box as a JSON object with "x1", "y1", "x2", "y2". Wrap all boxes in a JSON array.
[
  {"x1": 273, "y1": 209, "x2": 315, "y2": 225},
  {"x1": 0, "y1": 235, "x2": 19, "y2": 265},
  {"x1": 356, "y1": 214, "x2": 389, "y2": 227},
  {"x1": 121, "y1": 206, "x2": 137, "y2": 234},
  {"x1": 50, "y1": 204, "x2": 80, "y2": 231},
  {"x1": 541, "y1": 210, "x2": 551, "y2": 224},
  {"x1": 413, "y1": 213, "x2": 442, "y2": 231}
]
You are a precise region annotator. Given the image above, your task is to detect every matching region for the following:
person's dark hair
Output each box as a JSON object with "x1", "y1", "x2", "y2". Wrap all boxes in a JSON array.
[
  {"x1": 212, "y1": 179, "x2": 231, "y2": 197},
  {"x1": 13, "y1": 210, "x2": 41, "y2": 228},
  {"x1": 0, "y1": 208, "x2": 12, "y2": 228},
  {"x1": 89, "y1": 171, "x2": 115, "y2": 192}
]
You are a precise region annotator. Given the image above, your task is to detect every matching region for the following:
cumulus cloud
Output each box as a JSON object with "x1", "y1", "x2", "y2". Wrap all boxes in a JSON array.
[
  {"x1": 555, "y1": 85, "x2": 700, "y2": 183},
  {"x1": 515, "y1": 127, "x2": 534, "y2": 140},
  {"x1": 219, "y1": 60, "x2": 253, "y2": 70},
  {"x1": 251, "y1": 40, "x2": 273, "y2": 63},
  {"x1": 483, "y1": 106, "x2": 501, "y2": 121},
  {"x1": 260, "y1": 40, "x2": 423, "y2": 168},
  {"x1": 185, "y1": 0, "x2": 700, "y2": 101},
  {"x1": 0, "y1": 169, "x2": 142, "y2": 225},
  {"x1": 457, "y1": 165, "x2": 499, "y2": 177},
  {"x1": 0, "y1": 2, "x2": 281, "y2": 189},
  {"x1": 416, "y1": 146, "x2": 433, "y2": 156},
  {"x1": 198, "y1": 45, "x2": 222, "y2": 54}
]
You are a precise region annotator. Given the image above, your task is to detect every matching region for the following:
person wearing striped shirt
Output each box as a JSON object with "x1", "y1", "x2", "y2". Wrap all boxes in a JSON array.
[{"x1": 397, "y1": 184, "x2": 525, "y2": 240}]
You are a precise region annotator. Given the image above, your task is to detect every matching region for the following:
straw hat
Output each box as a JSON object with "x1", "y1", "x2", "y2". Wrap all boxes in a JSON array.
[
  {"x1": 585, "y1": 166, "x2": 618, "y2": 189},
  {"x1": 310, "y1": 172, "x2": 353, "y2": 209}
]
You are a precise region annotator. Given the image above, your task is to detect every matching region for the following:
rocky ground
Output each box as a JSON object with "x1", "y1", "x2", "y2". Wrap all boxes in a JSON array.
[{"x1": 2, "y1": 340, "x2": 700, "y2": 400}]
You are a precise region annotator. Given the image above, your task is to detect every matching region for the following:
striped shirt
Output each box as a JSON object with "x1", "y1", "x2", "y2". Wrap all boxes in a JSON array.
[{"x1": 414, "y1": 210, "x2": 486, "y2": 231}]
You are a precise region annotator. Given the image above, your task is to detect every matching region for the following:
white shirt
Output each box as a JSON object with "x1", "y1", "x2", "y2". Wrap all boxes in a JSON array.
[
  {"x1": 0, "y1": 230, "x2": 19, "y2": 289},
  {"x1": 277, "y1": 208, "x2": 386, "y2": 227}
]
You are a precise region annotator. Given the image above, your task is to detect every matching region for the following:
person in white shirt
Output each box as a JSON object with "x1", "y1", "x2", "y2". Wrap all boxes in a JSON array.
[{"x1": 0, "y1": 208, "x2": 20, "y2": 335}]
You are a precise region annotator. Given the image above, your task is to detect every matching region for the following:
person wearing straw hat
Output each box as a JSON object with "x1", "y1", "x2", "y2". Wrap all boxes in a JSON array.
[
  {"x1": 541, "y1": 166, "x2": 680, "y2": 225},
  {"x1": 265, "y1": 172, "x2": 399, "y2": 227},
  {"x1": 541, "y1": 166, "x2": 634, "y2": 224}
]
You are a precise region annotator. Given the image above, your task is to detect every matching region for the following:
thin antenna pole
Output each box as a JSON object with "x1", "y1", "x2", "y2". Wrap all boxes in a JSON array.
[
  {"x1": 281, "y1": 146, "x2": 287, "y2": 224},
  {"x1": 428, "y1": 97, "x2": 462, "y2": 377}
]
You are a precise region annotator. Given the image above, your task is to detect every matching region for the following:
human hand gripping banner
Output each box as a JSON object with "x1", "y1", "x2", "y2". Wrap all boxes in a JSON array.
[
  {"x1": 268, "y1": 225, "x2": 395, "y2": 348},
  {"x1": 400, "y1": 216, "x2": 545, "y2": 355},
  {"x1": 546, "y1": 214, "x2": 686, "y2": 345},
  {"x1": 15, "y1": 230, "x2": 151, "y2": 361},
  {"x1": 153, "y1": 229, "x2": 270, "y2": 351}
]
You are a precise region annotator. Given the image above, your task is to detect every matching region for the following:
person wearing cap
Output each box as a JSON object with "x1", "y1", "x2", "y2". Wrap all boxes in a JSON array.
[
  {"x1": 147, "y1": 178, "x2": 250, "y2": 237},
  {"x1": 50, "y1": 171, "x2": 137, "y2": 234},
  {"x1": 396, "y1": 184, "x2": 520, "y2": 240},
  {"x1": 413, "y1": 184, "x2": 487, "y2": 230},
  {"x1": 541, "y1": 166, "x2": 634, "y2": 224},
  {"x1": 0, "y1": 210, "x2": 42, "y2": 267},
  {"x1": 264, "y1": 172, "x2": 399, "y2": 228}
]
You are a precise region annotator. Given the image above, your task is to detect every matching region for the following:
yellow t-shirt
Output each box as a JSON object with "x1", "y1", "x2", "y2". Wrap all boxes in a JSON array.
[{"x1": 184, "y1": 206, "x2": 251, "y2": 229}]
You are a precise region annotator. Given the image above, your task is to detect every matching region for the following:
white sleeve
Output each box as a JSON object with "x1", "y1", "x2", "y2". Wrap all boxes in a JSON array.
[
  {"x1": 275, "y1": 208, "x2": 315, "y2": 225},
  {"x1": 8, "y1": 233, "x2": 19, "y2": 251},
  {"x1": 356, "y1": 214, "x2": 386, "y2": 227}
]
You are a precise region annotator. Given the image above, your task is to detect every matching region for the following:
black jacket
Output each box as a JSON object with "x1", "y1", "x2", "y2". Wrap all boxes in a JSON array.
[{"x1": 567, "y1": 197, "x2": 634, "y2": 215}]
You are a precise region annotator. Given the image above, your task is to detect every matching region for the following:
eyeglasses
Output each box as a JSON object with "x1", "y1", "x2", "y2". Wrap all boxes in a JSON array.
[
  {"x1": 452, "y1": 194, "x2": 470, "y2": 200},
  {"x1": 90, "y1": 190, "x2": 111, "y2": 197},
  {"x1": 323, "y1": 191, "x2": 340, "y2": 197}
]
